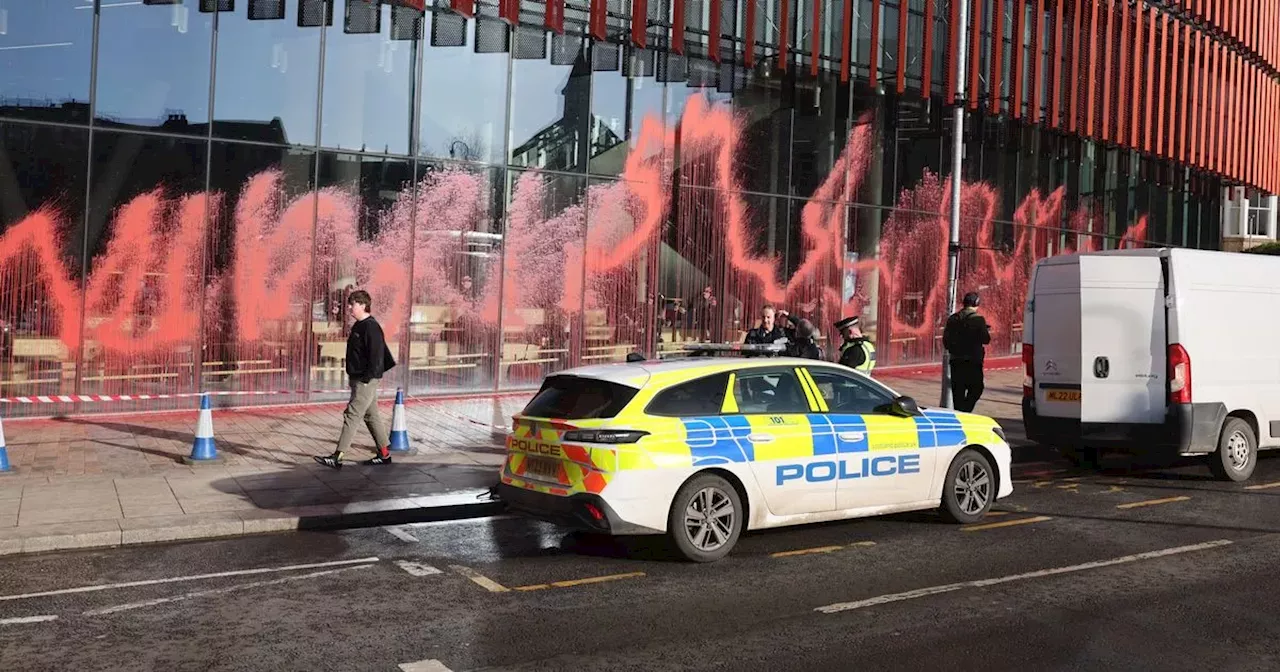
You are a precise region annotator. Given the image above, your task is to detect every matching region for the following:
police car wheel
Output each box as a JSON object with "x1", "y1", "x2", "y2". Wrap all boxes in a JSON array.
[
  {"x1": 939, "y1": 449, "x2": 994, "y2": 524},
  {"x1": 668, "y1": 473, "x2": 743, "y2": 563},
  {"x1": 1208, "y1": 418, "x2": 1256, "y2": 483}
]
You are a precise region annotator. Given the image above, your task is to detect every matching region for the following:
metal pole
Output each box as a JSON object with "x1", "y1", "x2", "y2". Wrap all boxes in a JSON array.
[{"x1": 941, "y1": 0, "x2": 970, "y2": 409}]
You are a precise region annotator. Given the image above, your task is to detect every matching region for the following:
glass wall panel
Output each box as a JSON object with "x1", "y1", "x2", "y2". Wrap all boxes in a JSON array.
[
  {"x1": 0, "y1": 0, "x2": 95, "y2": 125},
  {"x1": 419, "y1": 12, "x2": 508, "y2": 165},
  {"x1": 582, "y1": 176, "x2": 660, "y2": 362},
  {"x1": 587, "y1": 59, "x2": 666, "y2": 177},
  {"x1": 321, "y1": 0, "x2": 418, "y2": 154},
  {"x1": 509, "y1": 42, "x2": 593, "y2": 173}
]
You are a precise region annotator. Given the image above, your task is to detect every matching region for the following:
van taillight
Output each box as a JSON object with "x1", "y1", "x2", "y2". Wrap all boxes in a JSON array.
[
  {"x1": 1022, "y1": 344, "x2": 1035, "y2": 398},
  {"x1": 1169, "y1": 343, "x2": 1191, "y2": 404}
]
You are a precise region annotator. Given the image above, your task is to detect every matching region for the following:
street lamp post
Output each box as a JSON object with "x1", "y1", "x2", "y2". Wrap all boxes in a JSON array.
[{"x1": 940, "y1": 0, "x2": 971, "y2": 409}]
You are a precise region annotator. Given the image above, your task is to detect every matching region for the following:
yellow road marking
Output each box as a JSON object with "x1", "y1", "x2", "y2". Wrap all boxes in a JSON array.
[
  {"x1": 449, "y1": 565, "x2": 509, "y2": 593},
  {"x1": 513, "y1": 572, "x2": 645, "y2": 591},
  {"x1": 961, "y1": 516, "x2": 1053, "y2": 532},
  {"x1": 1244, "y1": 481, "x2": 1280, "y2": 491},
  {"x1": 1116, "y1": 496, "x2": 1191, "y2": 509},
  {"x1": 1104, "y1": 485, "x2": 1126, "y2": 494},
  {"x1": 985, "y1": 511, "x2": 1011, "y2": 517},
  {"x1": 771, "y1": 545, "x2": 844, "y2": 558}
]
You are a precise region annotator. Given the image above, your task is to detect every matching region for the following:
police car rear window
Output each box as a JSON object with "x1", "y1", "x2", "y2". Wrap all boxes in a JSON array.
[{"x1": 521, "y1": 376, "x2": 638, "y2": 419}]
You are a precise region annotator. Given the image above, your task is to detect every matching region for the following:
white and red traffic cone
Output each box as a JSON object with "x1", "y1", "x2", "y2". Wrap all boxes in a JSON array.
[
  {"x1": 183, "y1": 393, "x2": 223, "y2": 465},
  {"x1": 387, "y1": 388, "x2": 416, "y2": 455}
]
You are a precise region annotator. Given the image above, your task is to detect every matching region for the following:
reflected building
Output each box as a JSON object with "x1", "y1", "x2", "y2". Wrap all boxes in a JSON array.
[{"x1": 0, "y1": 0, "x2": 1276, "y2": 417}]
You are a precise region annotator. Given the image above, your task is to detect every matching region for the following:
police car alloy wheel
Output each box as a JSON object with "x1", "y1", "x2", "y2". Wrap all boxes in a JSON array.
[
  {"x1": 668, "y1": 473, "x2": 743, "y2": 563},
  {"x1": 1209, "y1": 417, "x2": 1256, "y2": 483},
  {"x1": 940, "y1": 449, "x2": 994, "y2": 524}
]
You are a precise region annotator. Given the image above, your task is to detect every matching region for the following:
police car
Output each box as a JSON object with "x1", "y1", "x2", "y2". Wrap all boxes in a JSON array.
[{"x1": 497, "y1": 345, "x2": 1013, "y2": 562}]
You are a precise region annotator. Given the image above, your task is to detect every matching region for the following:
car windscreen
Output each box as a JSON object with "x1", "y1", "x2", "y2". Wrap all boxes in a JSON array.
[{"x1": 521, "y1": 376, "x2": 639, "y2": 420}]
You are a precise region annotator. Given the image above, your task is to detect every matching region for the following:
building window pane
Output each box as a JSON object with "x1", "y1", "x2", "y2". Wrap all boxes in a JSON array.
[
  {"x1": 419, "y1": 12, "x2": 508, "y2": 165},
  {"x1": 320, "y1": 1, "x2": 418, "y2": 155},
  {"x1": 509, "y1": 44, "x2": 592, "y2": 173},
  {"x1": 0, "y1": 0, "x2": 95, "y2": 124}
]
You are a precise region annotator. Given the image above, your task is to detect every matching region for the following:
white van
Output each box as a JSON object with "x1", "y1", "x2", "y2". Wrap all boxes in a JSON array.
[{"x1": 1021, "y1": 247, "x2": 1280, "y2": 482}]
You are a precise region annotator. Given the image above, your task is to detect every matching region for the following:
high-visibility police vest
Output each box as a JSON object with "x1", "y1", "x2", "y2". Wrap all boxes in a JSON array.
[{"x1": 840, "y1": 339, "x2": 877, "y2": 373}]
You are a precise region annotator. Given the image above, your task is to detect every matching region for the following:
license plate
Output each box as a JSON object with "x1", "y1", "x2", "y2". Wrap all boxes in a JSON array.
[
  {"x1": 523, "y1": 456, "x2": 561, "y2": 481},
  {"x1": 1046, "y1": 390, "x2": 1081, "y2": 402}
]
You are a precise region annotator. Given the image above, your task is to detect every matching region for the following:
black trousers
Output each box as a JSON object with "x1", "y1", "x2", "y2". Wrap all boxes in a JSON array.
[{"x1": 949, "y1": 360, "x2": 985, "y2": 413}]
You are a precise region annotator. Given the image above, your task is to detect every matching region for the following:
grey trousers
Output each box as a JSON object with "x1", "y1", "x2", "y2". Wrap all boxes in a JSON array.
[{"x1": 336, "y1": 379, "x2": 390, "y2": 454}]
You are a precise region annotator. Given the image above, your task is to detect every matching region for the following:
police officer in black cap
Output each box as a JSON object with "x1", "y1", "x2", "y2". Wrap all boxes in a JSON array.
[
  {"x1": 776, "y1": 310, "x2": 824, "y2": 360},
  {"x1": 835, "y1": 316, "x2": 876, "y2": 375},
  {"x1": 943, "y1": 291, "x2": 992, "y2": 412}
]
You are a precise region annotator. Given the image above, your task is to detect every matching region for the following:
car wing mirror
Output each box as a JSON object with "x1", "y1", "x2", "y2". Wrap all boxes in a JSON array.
[{"x1": 890, "y1": 395, "x2": 922, "y2": 417}]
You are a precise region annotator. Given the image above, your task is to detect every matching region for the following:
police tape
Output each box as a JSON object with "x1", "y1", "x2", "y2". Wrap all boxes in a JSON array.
[{"x1": 0, "y1": 388, "x2": 361, "y2": 405}]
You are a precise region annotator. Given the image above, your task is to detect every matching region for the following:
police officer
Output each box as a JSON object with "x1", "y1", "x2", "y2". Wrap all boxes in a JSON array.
[
  {"x1": 943, "y1": 291, "x2": 992, "y2": 412},
  {"x1": 834, "y1": 316, "x2": 876, "y2": 375},
  {"x1": 777, "y1": 310, "x2": 824, "y2": 360},
  {"x1": 743, "y1": 305, "x2": 787, "y2": 357}
]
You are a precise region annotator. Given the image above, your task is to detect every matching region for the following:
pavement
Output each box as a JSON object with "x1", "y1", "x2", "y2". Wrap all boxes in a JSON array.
[
  {"x1": 2, "y1": 448, "x2": 1279, "y2": 670},
  {"x1": 0, "y1": 367, "x2": 1024, "y2": 556}
]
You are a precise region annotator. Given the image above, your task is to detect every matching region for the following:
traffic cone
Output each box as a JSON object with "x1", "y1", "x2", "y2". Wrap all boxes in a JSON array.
[
  {"x1": 387, "y1": 388, "x2": 416, "y2": 455},
  {"x1": 0, "y1": 414, "x2": 10, "y2": 473},
  {"x1": 183, "y1": 393, "x2": 223, "y2": 465}
]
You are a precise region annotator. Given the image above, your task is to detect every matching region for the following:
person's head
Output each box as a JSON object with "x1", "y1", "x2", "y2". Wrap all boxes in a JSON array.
[
  {"x1": 461, "y1": 275, "x2": 473, "y2": 291},
  {"x1": 761, "y1": 305, "x2": 776, "y2": 330},
  {"x1": 702, "y1": 286, "x2": 713, "y2": 299},
  {"x1": 347, "y1": 290, "x2": 372, "y2": 320},
  {"x1": 795, "y1": 318, "x2": 816, "y2": 341},
  {"x1": 835, "y1": 316, "x2": 861, "y2": 340},
  {"x1": 963, "y1": 292, "x2": 981, "y2": 309}
]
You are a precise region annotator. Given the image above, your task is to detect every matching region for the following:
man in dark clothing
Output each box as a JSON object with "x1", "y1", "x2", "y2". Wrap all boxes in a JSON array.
[
  {"x1": 834, "y1": 316, "x2": 876, "y2": 375},
  {"x1": 314, "y1": 290, "x2": 398, "y2": 469},
  {"x1": 743, "y1": 305, "x2": 787, "y2": 357},
  {"x1": 777, "y1": 310, "x2": 824, "y2": 360},
  {"x1": 943, "y1": 292, "x2": 992, "y2": 413}
]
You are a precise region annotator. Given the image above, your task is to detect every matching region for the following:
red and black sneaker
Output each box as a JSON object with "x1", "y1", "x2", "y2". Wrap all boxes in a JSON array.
[{"x1": 362, "y1": 447, "x2": 393, "y2": 466}]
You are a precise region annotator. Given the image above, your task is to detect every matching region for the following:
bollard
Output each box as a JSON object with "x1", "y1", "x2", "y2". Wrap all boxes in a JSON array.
[
  {"x1": 387, "y1": 388, "x2": 416, "y2": 455},
  {"x1": 0, "y1": 414, "x2": 9, "y2": 473},
  {"x1": 183, "y1": 393, "x2": 223, "y2": 465}
]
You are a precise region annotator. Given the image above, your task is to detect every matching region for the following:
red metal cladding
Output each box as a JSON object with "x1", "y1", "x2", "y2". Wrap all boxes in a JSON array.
[
  {"x1": 1131, "y1": 0, "x2": 1143, "y2": 149},
  {"x1": 1189, "y1": 31, "x2": 1200, "y2": 167},
  {"x1": 814, "y1": 0, "x2": 824, "y2": 76},
  {"x1": 545, "y1": 0, "x2": 564, "y2": 33},
  {"x1": 869, "y1": 0, "x2": 881, "y2": 87},
  {"x1": 1047, "y1": 0, "x2": 1060, "y2": 126},
  {"x1": 1013, "y1": 0, "x2": 1026, "y2": 118},
  {"x1": 946, "y1": 0, "x2": 961, "y2": 102},
  {"x1": 1086, "y1": 0, "x2": 1099, "y2": 137},
  {"x1": 1101, "y1": 0, "x2": 1114, "y2": 142},
  {"x1": 630, "y1": 0, "x2": 646, "y2": 46},
  {"x1": 1211, "y1": 41, "x2": 1221, "y2": 174},
  {"x1": 671, "y1": 0, "x2": 685, "y2": 54},
  {"x1": 709, "y1": 0, "x2": 721, "y2": 62},
  {"x1": 969, "y1": 0, "x2": 983, "y2": 110},
  {"x1": 990, "y1": 0, "x2": 1004, "y2": 115},
  {"x1": 1071, "y1": 0, "x2": 1084, "y2": 132},
  {"x1": 450, "y1": 0, "x2": 474, "y2": 18},
  {"x1": 1155, "y1": 11, "x2": 1167, "y2": 156},
  {"x1": 745, "y1": 0, "x2": 756, "y2": 67},
  {"x1": 922, "y1": 0, "x2": 935, "y2": 95},
  {"x1": 779, "y1": 0, "x2": 789, "y2": 70},
  {"x1": 895, "y1": 0, "x2": 908, "y2": 92},
  {"x1": 1144, "y1": 3, "x2": 1157, "y2": 153},
  {"x1": 1178, "y1": 23, "x2": 1190, "y2": 162},
  {"x1": 839, "y1": 0, "x2": 852, "y2": 81},
  {"x1": 590, "y1": 0, "x2": 607, "y2": 40},
  {"x1": 499, "y1": 0, "x2": 517, "y2": 24},
  {"x1": 1196, "y1": 33, "x2": 1208, "y2": 168},
  {"x1": 1117, "y1": 0, "x2": 1129, "y2": 143}
]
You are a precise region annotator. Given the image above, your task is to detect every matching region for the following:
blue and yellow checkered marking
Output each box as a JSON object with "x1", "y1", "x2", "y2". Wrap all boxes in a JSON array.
[{"x1": 682, "y1": 415, "x2": 754, "y2": 465}]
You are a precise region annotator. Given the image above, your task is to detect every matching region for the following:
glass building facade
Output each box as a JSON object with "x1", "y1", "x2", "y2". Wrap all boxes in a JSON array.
[{"x1": 0, "y1": 0, "x2": 1273, "y2": 416}]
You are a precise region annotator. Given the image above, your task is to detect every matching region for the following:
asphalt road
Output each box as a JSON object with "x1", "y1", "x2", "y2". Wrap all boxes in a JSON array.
[{"x1": 3, "y1": 450, "x2": 1280, "y2": 672}]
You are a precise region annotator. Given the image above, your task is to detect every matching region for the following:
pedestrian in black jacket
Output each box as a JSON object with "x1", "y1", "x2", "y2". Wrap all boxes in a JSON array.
[
  {"x1": 315, "y1": 290, "x2": 398, "y2": 469},
  {"x1": 943, "y1": 292, "x2": 992, "y2": 413}
]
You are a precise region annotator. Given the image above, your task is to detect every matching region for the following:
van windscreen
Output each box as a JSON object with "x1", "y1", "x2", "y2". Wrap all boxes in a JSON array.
[{"x1": 521, "y1": 376, "x2": 639, "y2": 420}]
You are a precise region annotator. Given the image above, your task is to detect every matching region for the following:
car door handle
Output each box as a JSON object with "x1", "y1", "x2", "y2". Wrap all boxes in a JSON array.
[
  {"x1": 837, "y1": 431, "x2": 866, "y2": 442},
  {"x1": 747, "y1": 433, "x2": 775, "y2": 444}
]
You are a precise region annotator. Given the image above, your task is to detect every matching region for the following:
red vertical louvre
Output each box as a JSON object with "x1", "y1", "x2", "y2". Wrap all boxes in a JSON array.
[
  {"x1": 813, "y1": 0, "x2": 823, "y2": 76},
  {"x1": 895, "y1": 0, "x2": 908, "y2": 92},
  {"x1": 546, "y1": 0, "x2": 564, "y2": 33},
  {"x1": 989, "y1": 0, "x2": 1003, "y2": 115},
  {"x1": 1049, "y1": 0, "x2": 1062, "y2": 127},
  {"x1": 1234, "y1": 53, "x2": 1244, "y2": 179},
  {"x1": 1086, "y1": 0, "x2": 1099, "y2": 137},
  {"x1": 839, "y1": 0, "x2": 852, "y2": 80},
  {"x1": 1131, "y1": 0, "x2": 1143, "y2": 149},
  {"x1": 590, "y1": 0, "x2": 608, "y2": 40},
  {"x1": 671, "y1": 0, "x2": 685, "y2": 54},
  {"x1": 1117, "y1": 0, "x2": 1129, "y2": 143},
  {"x1": 1208, "y1": 40, "x2": 1219, "y2": 173},
  {"x1": 1070, "y1": 0, "x2": 1084, "y2": 132},
  {"x1": 1156, "y1": 14, "x2": 1170, "y2": 157},
  {"x1": 1195, "y1": 32, "x2": 1207, "y2": 168},
  {"x1": 630, "y1": 0, "x2": 646, "y2": 46},
  {"x1": 1012, "y1": 0, "x2": 1026, "y2": 118},
  {"x1": 922, "y1": 0, "x2": 935, "y2": 94},
  {"x1": 779, "y1": 0, "x2": 789, "y2": 70},
  {"x1": 869, "y1": 0, "x2": 881, "y2": 87},
  {"x1": 499, "y1": 0, "x2": 518, "y2": 23},
  {"x1": 946, "y1": 0, "x2": 962, "y2": 102},
  {"x1": 1177, "y1": 24, "x2": 1190, "y2": 162},
  {"x1": 1187, "y1": 30, "x2": 1199, "y2": 166},
  {"x1": 709, "y1": 0, "x2": 721, "y2": 62},
  {"x1": 969, "y1": 0, "x2": 983, "y2": 110},
  {"x1": 1101, "y1": 0, "x2": 1114, "y2": 142},
  {"x1": 745, "y1": 0, "x2": 756, "y2": 67},
  {"x1": 1144, "y1": 3, "x2": 1156, "y2": 152},
  {"x1": 451, "y1": 0, "x2": 474, "y2": 18}
]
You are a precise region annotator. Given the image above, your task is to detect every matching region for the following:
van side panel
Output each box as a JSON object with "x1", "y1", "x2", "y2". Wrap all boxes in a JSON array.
[
  {"x1": 1030, "y1": 260, "x2": 1082, "y2": 419},
  {"x1": 1079, "y1": 256, "x2": 1167, "y2": 424}
]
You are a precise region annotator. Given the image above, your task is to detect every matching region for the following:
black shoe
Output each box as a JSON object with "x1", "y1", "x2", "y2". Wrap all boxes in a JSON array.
[
  {"x1": 313, "y1": 453, "x2": 343, "y2": 470},
  {"x1": 363, "y1": 453, "x2": 393, "y2": 466}
]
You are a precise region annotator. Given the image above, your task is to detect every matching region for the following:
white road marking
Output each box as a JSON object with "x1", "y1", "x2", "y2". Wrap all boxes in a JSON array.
[
  {"x1": 450, "y1": 565, "x2": 509, "y2": 593},
  {"x1": 0, "y1": 615, "x2": 58, "y2": 626},
  {"x1": 815, "y1": 539, "x2": 1233, "y2": 614},
  {"x1": 0, "y1": 557, "x2": 381, "y2": 602},
  {"x1": 399, "y1": 660, "x2": 454, "y2": 672},
  {"x1": 384, "y1": 526, "x2": 421, "y2": 543},
  {"x1": 395, "y1": 560, "x2": 443, "y2": 577},
  {"x1": 84, "y1": 565, "x2": 374, "y2": 617}
]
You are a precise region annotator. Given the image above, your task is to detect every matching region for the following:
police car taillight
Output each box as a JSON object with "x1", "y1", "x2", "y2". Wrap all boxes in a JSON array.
[
  {"x1": 1169, "y1": 343, "x2": 1192, "y2": 404},
  {"x1": 563, "y1": 429, "x2": 649, "y2": 444}
]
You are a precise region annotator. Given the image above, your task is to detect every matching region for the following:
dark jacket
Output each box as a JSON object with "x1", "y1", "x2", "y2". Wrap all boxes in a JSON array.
[
  {"x1": 780, "y1": 314, "x2": 824, "y2": 360},
  {"x1": 943, "y1": 308, "x2": 991, "y2": 363},
  {"x1": 346, "y1": 316, "x2": 397, "y2": 384},
  {"x1": 838, "y1": 337, "x2": 873, "y2": 368},
  {"x1": 743, "y1": 325, "x2": 787, "y2": 357}
]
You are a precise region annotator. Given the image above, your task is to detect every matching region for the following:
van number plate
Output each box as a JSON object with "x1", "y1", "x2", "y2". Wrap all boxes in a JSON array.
[
  {"x1": 523, "y1": 456, "x2": 561, "y2": 481},
  {"x1": 1046, "y1": 390, "x2": 1081, "y2": 402}
]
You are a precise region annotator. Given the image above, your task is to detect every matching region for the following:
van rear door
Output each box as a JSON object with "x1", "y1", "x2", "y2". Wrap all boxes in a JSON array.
[
  {"x1": 1031, "y1": 260, "x2": 1083, "y2": 419},
  {"x1": 1078, "y1": 255, "x2": 1167, "y2": 424}
]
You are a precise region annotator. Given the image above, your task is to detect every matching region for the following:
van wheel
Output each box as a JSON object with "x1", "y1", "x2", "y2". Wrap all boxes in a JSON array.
[
  {"x1": 667, "y1": 473, "x2": 743, "y2": 563},
  {"x1": 939, "y1": 449, "x2": 995, "y2": 524},
  {"x1": 1209, "y1": 418, "x2": 1257, "y2": 482}
]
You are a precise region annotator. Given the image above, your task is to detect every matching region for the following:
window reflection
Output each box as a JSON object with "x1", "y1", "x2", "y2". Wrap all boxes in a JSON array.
[
  {"x1": 588, "y1": 63, "x2": 664, "y2": 177},
  {"x1": 509, "y1": 43, "x2": 592, "y2": 173},
  {"x1": 321, "y1": 1, "x2": 418, "y2": 154},
  {"x1": 213, "y1": 0, "x2": 322, "y2": 145},
  {"x1": 419, "y1": 13, "x2": 507, "y2": 165},
  {"x1": 0, "y1": 0, "x2": 94, "y2": 124},
  {"x1": 96, "y1": 0, "x2": 213, "y2": 131}
]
